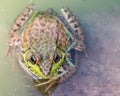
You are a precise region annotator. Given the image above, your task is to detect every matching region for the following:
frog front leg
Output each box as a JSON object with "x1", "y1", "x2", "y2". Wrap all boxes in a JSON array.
[
  {"x1": 7, "y1": 4, "x2": 35, "y2": 54},
  {"x1": 7, "y1": 4, "x2": 36, "y2": 70},
  {"x1": 61, "y1": 7, "x2": 88, "y2": 57}
]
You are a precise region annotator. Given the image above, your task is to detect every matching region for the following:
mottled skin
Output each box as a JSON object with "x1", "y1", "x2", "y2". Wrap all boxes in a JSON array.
[
  {"x1": 22, "y1": 12, "x2": 67, "y2": 78},
  {"x1": 7, "y1": 4, "x2": 86, "y2": 94}
]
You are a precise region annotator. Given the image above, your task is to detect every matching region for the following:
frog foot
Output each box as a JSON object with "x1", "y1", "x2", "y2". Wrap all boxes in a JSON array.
[
  {"x1": 59, "y1": 64, "x2": 76, "y2": 82},
  {"x1": 5, "y1": 46, "x2": 15, "y2": 70},
  {"x1": 65, "y1": 41, "x2": 77, "y2": 67},
  {"x1": 35, "y1": 77, "x2": 60, "y2": 87},
  {"x1": 66, "y1": 57, "x2": 75, "y2": 67},
  {"x1": 35, "y1": 77, "x2": 60, "y2": 93}
]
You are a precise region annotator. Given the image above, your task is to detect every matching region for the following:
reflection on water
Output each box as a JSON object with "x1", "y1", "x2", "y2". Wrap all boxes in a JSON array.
[{"x1": 0, "y1": 0, "x2": 120, "y2": 96}]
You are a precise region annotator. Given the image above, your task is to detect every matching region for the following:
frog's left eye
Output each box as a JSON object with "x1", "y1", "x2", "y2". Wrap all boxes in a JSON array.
[
  {"x1": 54, "y1": 54, "x2": 61, "y2": 63},
  {"x1": 30, "y1": 55, "x2": 36, "y2": 64}
]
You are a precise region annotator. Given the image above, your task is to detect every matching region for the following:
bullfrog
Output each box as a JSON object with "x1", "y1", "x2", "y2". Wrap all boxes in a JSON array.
[{"x1": 7, "y1": 4, "x2": 86, "y2": 93}]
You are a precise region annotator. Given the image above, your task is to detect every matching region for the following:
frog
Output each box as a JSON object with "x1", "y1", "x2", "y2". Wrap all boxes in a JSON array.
[{"x1": 7, "y1": 3, "x2": 86, "y2": 93}]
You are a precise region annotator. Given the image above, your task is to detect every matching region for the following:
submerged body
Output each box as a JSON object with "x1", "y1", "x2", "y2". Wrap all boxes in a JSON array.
[{"x1": 8, "y1": 4, "x2": 86, "y2": 93}]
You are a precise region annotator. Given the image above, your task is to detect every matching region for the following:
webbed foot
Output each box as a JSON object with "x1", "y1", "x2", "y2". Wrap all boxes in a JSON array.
[{"x1": 35, "y1": 77, "x2": 60, "y2": 94}]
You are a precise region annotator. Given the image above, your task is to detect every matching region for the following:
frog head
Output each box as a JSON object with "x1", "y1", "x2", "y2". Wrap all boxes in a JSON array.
[{"x1": 21, "y1": 33, "x2": 66, "y2": 79}]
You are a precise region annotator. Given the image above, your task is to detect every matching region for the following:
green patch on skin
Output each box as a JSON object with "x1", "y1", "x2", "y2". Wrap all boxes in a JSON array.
[{"x1": 50, "y1": 50, "x2": 65, "y2": 76}]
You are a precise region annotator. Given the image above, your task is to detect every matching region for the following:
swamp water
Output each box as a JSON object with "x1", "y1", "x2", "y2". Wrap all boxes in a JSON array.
[{"x1": 0, "y1": 0, "x2": 120, "y2": 96}]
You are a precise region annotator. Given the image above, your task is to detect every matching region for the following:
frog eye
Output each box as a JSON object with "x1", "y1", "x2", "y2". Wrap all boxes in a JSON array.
[
  {"x1": 54, "y1": 54, "x2": 61, "y2": 63},
  {"x1": 25, "y1": 50, "x2": 37, "y2": 65},
  {"x1": 30, "y1": 55, "x2": 36, "y2": 64}
]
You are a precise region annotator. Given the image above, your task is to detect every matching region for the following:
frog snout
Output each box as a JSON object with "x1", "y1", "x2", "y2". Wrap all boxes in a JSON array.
[{"x1": 39, "y1": 60, "x2": 52, "y2": 76}]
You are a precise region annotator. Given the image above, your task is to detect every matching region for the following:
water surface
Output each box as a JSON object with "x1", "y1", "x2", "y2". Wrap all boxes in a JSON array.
[{"x1": 0, "y1": 0, "x2": 120, "y2": 96}]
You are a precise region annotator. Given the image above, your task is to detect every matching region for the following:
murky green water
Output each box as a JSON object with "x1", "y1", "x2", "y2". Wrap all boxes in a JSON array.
[{"x1": 0, "y1": 0, "x2": 120, "y2": 96}]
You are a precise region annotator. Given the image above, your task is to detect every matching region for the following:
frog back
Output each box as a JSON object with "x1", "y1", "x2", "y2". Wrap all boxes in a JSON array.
[{"x1": 22, "y1": 12, "x2": 67, "y2": 52}]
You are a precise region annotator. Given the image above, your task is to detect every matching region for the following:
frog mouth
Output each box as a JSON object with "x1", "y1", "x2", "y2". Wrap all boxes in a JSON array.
[
  {"x1": 18, "y1": 59, "x2": 41, "y2": 80},
  {"x1": 18, "y1": 58, "x2": 66, "y2": 80}
]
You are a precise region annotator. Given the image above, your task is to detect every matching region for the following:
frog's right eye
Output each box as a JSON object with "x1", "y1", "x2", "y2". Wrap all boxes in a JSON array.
[{"x1": 25, "y1": 50, "x2": 37, "y2": 65}]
